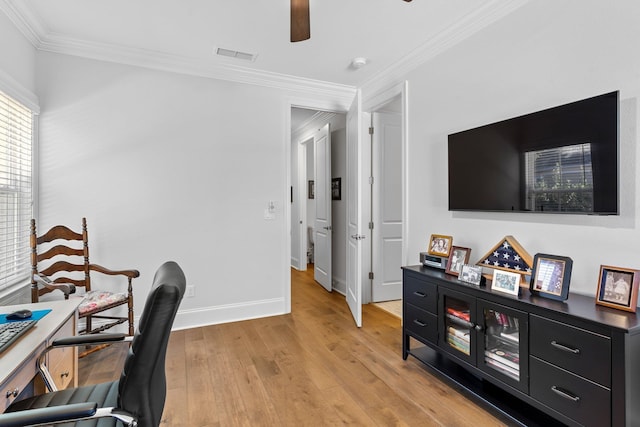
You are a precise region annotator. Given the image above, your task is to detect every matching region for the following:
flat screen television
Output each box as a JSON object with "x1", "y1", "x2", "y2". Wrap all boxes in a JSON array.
[{"x1": 448, "y1": 91, "x2": 619, "y2": 215}]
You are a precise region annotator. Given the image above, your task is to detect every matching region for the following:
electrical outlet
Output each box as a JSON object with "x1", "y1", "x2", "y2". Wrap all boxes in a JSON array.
[{"x1": 186, "y1": 286, "x2": 195, "y2": 298}]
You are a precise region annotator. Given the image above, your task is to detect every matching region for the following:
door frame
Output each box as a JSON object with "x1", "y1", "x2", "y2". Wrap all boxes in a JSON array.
[
  {"x1": 284, "y1": 82, "x2": 408, "y2": 313},
  {"x1": 285, "y1": 95, "x2": 352, "y2": 314},
  {"x1": 363, "y1": 81, "x2": 409, "y2": 303}
]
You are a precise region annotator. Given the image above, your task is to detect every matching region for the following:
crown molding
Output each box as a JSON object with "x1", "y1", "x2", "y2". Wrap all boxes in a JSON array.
[
  {"x1": 361, "y1": 0, "x2": 530, "y2": 98},
  {"x1": 0, "y1": 0, "x2": 355, "y2": 104},
  {"x1": 2, "y1": 0, "x2": 528, "y2": 105},
  {"x1": 39, "y1": 32, "x2": 356, "y2": 102},
  {"x1": 0, "y1": 0, "x2": 45, "y2": 46}
]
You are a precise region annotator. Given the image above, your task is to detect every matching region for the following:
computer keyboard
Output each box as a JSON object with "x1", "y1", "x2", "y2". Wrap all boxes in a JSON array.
[{"x1": 0, "y1": 319, "x2": 37, "y2": 353}]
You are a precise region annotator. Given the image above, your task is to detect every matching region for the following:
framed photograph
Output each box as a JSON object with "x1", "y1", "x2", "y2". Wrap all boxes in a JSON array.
[
  {"x1": 331, "y1": 177, "x2": 341, "y2": 200},
  {"x1": 529, "y1": 254, "x2": 573, "y2": 301},
  {"x1": 308, "y1": 180, "x2": 314, "y2": 199},
  {"x1": 459, "y1": 264, "x2": 483, "y2": 286},
  {"x1": 446, "y1": 246, "x2": 471, "y2": 277},
  {"x1": 428, "y1": 234, "x2": 453, "y2": 257},
  {"x1": 491, "y1": 269, "x2": 521, "y2": 296},
  {"x1": 596, "y1": 265, "x2": 640, "y2": 312}
]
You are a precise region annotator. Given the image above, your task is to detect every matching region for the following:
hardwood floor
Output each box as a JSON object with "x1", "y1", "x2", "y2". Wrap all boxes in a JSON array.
[{"x1": 81, "y1": 268, "x2": 508, "y2": 426}]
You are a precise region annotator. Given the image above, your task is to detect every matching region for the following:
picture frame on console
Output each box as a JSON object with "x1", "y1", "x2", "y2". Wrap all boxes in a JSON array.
[
  {"x1": 428, "y1": 234, "x2": 453, "y2": 257},
  {"x1": 596, "y1": 265, "x2": 640, "y2": 313},
  {"x1": 529, "y1": 253, "x2": 573, "y2": 301},
  {"x1": 459, "y1": 264, "x2": 483, "y2": 286},
  {"x1": 445, "y1": 246, "x2": 471, "y2": 277},
  {"x1": 491, "y1": 269, "x2": 521, "y2": 296}
]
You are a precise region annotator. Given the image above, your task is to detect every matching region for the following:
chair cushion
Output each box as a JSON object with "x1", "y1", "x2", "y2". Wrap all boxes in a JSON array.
[
  {"x1": 78, "y1": 290, "x2": 128, "y2": 315},
  {"x1": 6, "y1": 381, "x2": 119, "y2": 427}
]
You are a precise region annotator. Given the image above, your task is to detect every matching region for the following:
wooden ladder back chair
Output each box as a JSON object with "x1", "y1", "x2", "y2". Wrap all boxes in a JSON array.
[{"x1": 30, "y1": 217, "x2": 140, "y2": 337}]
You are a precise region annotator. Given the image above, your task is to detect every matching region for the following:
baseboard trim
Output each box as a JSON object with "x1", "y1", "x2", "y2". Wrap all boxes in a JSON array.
[{"x1": 171, "y1": 297, "x2": 287, "y2": 331}]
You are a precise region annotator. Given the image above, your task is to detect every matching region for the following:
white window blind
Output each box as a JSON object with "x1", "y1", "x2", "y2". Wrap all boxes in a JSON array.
[{"x1": 0, "y1": 90, "x2": 33, "y2": 291}]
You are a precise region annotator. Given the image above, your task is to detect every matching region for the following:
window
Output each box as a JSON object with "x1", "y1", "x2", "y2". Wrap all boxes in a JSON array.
[
  {"x1": 0, "y1": 90, "x2": 33, "y2": 291},
  {"x1": 524, "y1": 143, "x2": 594, "y2": 212}
]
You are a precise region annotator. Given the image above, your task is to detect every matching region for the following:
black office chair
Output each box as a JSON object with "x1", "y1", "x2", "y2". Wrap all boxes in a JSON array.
[{"x1": 0, "y1": 261, "x2": 186, "y2": 427}]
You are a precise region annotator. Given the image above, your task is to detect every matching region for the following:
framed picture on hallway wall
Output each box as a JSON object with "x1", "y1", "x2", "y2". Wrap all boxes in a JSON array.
[
  {"x1": 308, "y1": 180, "x2": 314, "y2": 199},
  {"x1": 332, "y1": 177, "x2": 341, "y2": 200}
]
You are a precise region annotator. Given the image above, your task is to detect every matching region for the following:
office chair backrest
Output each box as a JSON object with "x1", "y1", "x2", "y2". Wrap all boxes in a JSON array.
[{"x1": 117, "y1": 261, "x2": 186, "y2": 427}]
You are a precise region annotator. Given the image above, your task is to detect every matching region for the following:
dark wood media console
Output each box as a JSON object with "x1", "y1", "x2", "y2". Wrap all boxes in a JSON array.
[{"x1": 402, "y1": 265, "x2": 640, "y2": 427}]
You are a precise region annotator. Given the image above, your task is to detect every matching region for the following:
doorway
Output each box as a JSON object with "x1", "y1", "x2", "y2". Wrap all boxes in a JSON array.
[
  {"x1": 286, "y1": 83, "x2": 407, "y2": 325},
  {"x1": 290, "y1": 108, "x2": 347, "y2": 294},
  {"x1": 365, "y1": 83, "x2": 408, "y2": 317}
]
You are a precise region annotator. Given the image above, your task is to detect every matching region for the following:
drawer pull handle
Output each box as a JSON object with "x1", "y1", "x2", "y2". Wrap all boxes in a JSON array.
[
  {"x1": 551, "y1": 386, "x2": 580, "y2": 403},
  {"x1": 551, "y1": 340, "x2": 580, "y2": 355},
  {"x1": 413, "y1": 319, "x2": 427, "y2": 327},
  {"x1": 60, "y1": 371, "x2": 70, "y2": 378},
  {"x1": 5, "y1": 388, "x2": 19, "y2": 398},
  {"x1": 413, "y1": 291, "x2": 426, "y2": 298}
]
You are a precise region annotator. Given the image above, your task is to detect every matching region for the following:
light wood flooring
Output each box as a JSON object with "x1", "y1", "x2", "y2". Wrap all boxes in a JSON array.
[
  {"x1": 80, "y1": 268, "x2": 508, "y2": 426},
  {"x1": 373, "y1": 299, "x2": 402, "y2": 318}
]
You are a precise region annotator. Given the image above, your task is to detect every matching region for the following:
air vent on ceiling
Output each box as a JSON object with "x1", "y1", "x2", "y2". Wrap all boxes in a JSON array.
[{"x1": 215, "y1": 47, "x2": 257, "y2": 62}]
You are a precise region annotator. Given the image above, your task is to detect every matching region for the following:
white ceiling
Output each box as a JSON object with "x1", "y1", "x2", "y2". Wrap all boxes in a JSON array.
[{"x1": 1, "y1": 0, "x2": 529, "y2": 89}]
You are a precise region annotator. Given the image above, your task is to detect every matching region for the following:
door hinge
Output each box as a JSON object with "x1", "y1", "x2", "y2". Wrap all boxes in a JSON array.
[
  {"x1": 369, "y1": 126, "x2": 374, "y2": 135},
  {"x1": 369, "y1": 176, "x2": 374, "y2": 185},
  {"x1": 369, "y1": 221, "x2": 374, "y2": 230},
  {"x1": 369, "y1": 272, "x2": 374, "y2": 280}
]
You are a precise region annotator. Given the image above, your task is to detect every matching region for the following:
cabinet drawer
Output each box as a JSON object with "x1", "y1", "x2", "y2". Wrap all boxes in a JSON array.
[
  {"x1": 50, "y1": 351, "x2": 74, "y2": 390},
  {"x1": 1, "y1": 349, "x2": 40, "y2": 412},
  {"x1": 47, "y1": 315, "x2": 77, "y2": 391},
  {"x1": 530, "y1": 315, "x2": 610, "y2": 387},
  {"x1": 530, "y1": 357, "x2": 610, "y2": 426},
  {"x1": 404, "y1": 304, "x2": 438, "y2": 344},
  {"x1": 404, "y1": 273, "x2": 437, "y2": 313}
]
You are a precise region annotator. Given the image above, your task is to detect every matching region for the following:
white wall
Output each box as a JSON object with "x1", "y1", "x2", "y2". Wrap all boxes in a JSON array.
[
  {"x1": 0, "y1": 11, "x2": 36, "y2": 99},
  {"x1": 7, "y1": 0, "x2": 640, "y2": 326},
  {"x1": 392, "y1": 0, "x2": 640, "y2": 299},
  {"x1": 34, "y1": 51, "x2": 300, "y2": 329}
]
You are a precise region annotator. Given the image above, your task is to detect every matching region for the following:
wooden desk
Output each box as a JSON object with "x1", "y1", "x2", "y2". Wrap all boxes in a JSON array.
[{"x1": 0, "y1": 299, "x2": 79, "y2": 411}]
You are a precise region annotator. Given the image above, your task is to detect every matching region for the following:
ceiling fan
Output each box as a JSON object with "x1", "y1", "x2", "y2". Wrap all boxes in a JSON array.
[{"x1": 291, "y1": 0, "x2": 413, "y2": 43}]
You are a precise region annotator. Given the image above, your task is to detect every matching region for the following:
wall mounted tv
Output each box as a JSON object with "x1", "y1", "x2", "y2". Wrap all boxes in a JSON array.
[{"x1": 448, "y1": 91, "x2": 619, "y2": 215}]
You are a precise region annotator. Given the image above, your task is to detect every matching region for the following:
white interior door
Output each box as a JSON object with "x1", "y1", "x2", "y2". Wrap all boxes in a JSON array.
[
  {"x1": 346, "y1": 91, "x2": 363, "y2": 327},
  {"x1": 372, "y1": 111, "x2": 403, "y2": 302},
  {"x1": 313, "y1": 123, "x2": 332, "y2": 292}
]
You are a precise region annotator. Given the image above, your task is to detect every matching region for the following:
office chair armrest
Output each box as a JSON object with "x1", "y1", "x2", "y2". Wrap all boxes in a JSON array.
[
  {"x1": 38, "y1": 334, "x2": 132, "y2": 393},
  {"x1": 51, "y1": 333, "x2": 128, "y2": 347},
  {"x1": 88, "y1": 263, "x2": 140, "y2": 279},
  {"x1": 0, "y1": 403, "x2": 138, "y2": 427},
  {"x1": 0, "y1": 402, "x2": 97, "y2": 427},
  {"x1": 33, "y1": 273, "x2": 76, "y2": 297}
]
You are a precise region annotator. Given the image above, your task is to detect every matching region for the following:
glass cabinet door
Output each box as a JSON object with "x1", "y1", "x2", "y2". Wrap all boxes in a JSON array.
[
  {"x1": 478, "y1": 300, "x2": 528, "y2": 393},
  {"x1": 440, "y1": 289, "x2": 476, "y2": 364}
]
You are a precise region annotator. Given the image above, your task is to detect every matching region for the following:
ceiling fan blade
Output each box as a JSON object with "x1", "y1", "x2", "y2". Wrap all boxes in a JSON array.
[{"x1": 291, "y1": 0, "x2": 310, "y2": 42}]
